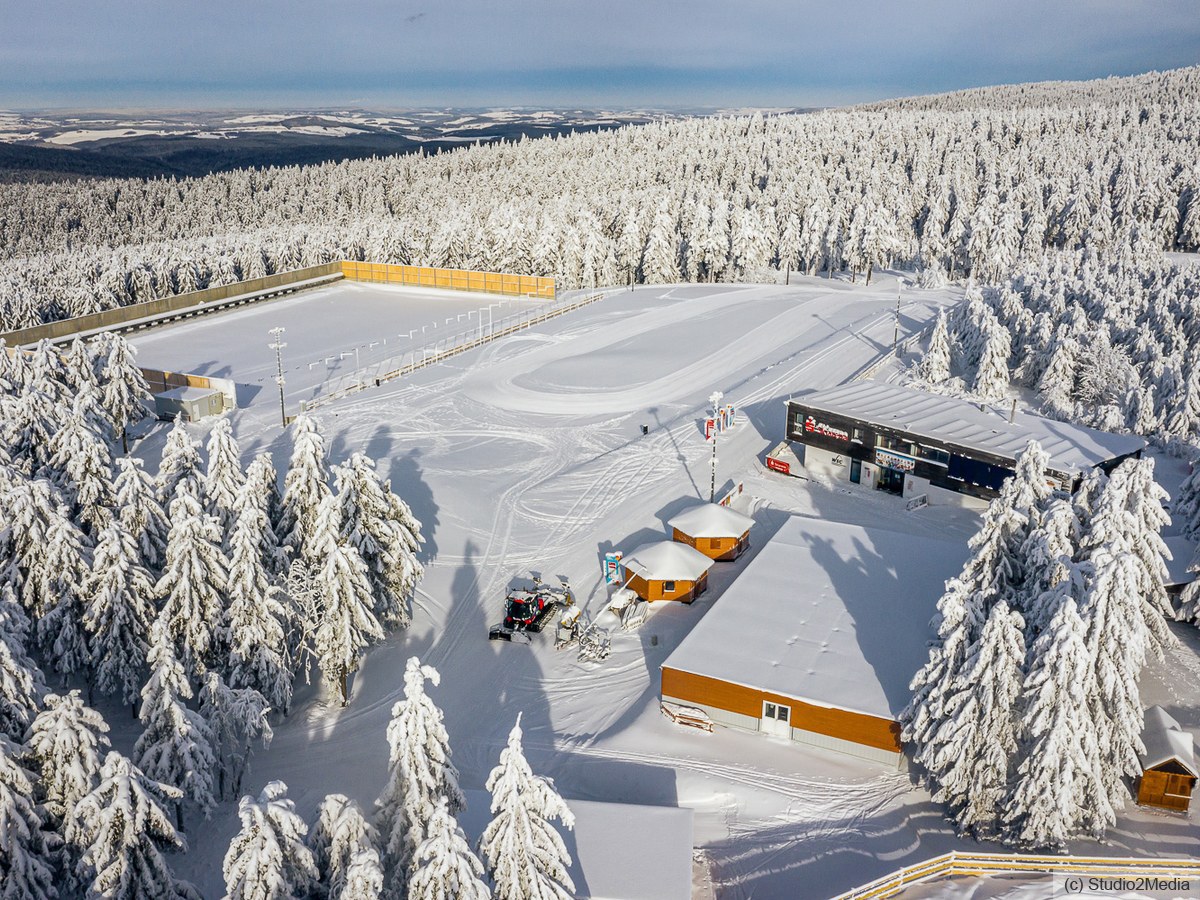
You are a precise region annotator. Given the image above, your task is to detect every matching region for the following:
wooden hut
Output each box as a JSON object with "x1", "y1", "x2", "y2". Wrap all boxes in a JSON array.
[
  {"x1": 667, "y1": 503, "x2": 754, "y2": 561},
  {"x1": 1136, "y1": 706, "x2": 1197, "y2": 813},
  {"x1": 622, "y1": 541, "x2": 714, "y2": 603}
]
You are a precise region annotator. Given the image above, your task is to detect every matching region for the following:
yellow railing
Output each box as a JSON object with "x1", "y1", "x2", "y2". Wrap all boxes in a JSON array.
[
  {"x1": 340, "y1": 261, "x2": 555, "y2": 299},
  {"x1": 833, "y1": 851, "x2": 1200, "y2": 900}
]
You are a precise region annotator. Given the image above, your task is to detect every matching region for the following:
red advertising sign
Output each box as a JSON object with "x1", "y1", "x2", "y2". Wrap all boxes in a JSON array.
[
  {"x1": 804, "y1": 415, "x2": 849, "y2": 441},
  {"x1": 705, "y1": 418, "x2": 715, "y2": 440},
  {"x1": 766, "y1": 456, "x2": 791, "y2": 475}
]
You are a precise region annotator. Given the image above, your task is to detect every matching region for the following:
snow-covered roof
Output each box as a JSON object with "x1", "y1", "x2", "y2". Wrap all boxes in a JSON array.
[
  {"x1": 458, "y1": 791, "x2": 693, "y2": 900},
  {"x1": 156, "y1": 385, "x2": 220, "y2": 402},
  {"x1": 1163, "y1": 536, "x2": 1199, "y2": 588},
  {"x1": 790, "y1": 382, "x2": 1147, "y2": 476},
  {"x1": 662, "y1": 516, "x2": 970, "y2": 721},
  {"x1": 623, "y1": 540, "x2": 714, "y2": 582},
  {"x1": 667, "y1": 502, "x2": 754, "y2": 539},
  {"x1": 1139, "y1": 706, "x2": 1198, "y2": 776}
]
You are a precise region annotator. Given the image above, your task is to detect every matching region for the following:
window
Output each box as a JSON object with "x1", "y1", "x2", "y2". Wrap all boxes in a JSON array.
[
  {"x1": 851, "y1": 427, "x2": 865, "y2": 442},
  {"x1": 916, "y1": 444, "x2": 950, "y2": 466},
  {"x1": 875, "y1": 434, "x2": 914, "y2": 455},
  {"x1": 763, "y1": 702, "x2": 790, "y2": 723},
  {"x1": 662, "y1": 581, "x2": 676, "y2": 593},
  {"x1": 709, "y1": 538, "x2": 722, "y2": 549}
]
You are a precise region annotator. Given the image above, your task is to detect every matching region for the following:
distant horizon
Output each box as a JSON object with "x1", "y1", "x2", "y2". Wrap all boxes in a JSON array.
[{"x1": 5, "y1": 0, "x2": 1198, "y2": 110}]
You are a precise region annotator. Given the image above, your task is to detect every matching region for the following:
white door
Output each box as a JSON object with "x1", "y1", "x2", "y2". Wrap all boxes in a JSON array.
[{"x1": 761, "y1": 701, "x2": 791, "y2": 738}]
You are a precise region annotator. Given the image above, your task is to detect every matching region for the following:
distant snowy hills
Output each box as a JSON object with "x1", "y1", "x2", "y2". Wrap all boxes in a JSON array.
[{"x1": 0, "y1": 107, "x2": 807, "y2": 180}]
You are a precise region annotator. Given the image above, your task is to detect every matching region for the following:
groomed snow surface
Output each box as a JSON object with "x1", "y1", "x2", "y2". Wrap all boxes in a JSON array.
[{"x1": 122, "y1": 274, "x2": 1200, "y2": 899}]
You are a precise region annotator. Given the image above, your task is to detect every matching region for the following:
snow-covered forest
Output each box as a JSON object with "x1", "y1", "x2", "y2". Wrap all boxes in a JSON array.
[
  {"x1": 908, "y1": 242, "x2": 1200, "y2": 452},
  {"x1": 903, "y1": 443, "x2": 1176, "y2": 849},
  {"x1": 2, "y1": 66, "x2": 1200, "y2": 330}
]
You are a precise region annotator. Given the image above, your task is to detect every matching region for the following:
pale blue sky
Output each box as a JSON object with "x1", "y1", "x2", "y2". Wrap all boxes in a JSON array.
[{"x1": 4, "y1": 0, "x2": 1199, "y2": 109}]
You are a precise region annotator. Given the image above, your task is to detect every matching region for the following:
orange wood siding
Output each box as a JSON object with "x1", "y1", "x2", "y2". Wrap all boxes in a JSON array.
[
  {"x1": 661, "y1": 667, "x2": 902, "y2": 752},
  {"x1": 626, "y1": 572, "x2": 703, "y2": 602},
  {"x1": 671, "y1": 528, "x2": 749, "y2": 561},
  {"x1": 1137, "y1": 767, "x2": 1196, "y2": 812}
]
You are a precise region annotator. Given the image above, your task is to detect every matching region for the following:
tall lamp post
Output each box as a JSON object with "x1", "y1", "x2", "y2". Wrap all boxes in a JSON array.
[
  {"x1": 709, "y1": 390, "x2": 723, "y2": 503},
  {"x1": 893, "y1": 277, "x2": 904, "y2": 355},
  {"x1": 269, "y1": 327, "x2": 287, "y2": 427}
]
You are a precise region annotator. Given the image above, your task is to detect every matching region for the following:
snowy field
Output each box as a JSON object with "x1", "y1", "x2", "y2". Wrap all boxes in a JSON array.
[
  {"x1": 125, "y1": 273, "x2": 1200, "y2": 899},
  {"x1": 131, "y1": 281, "x2": 551, "y2": 409}
]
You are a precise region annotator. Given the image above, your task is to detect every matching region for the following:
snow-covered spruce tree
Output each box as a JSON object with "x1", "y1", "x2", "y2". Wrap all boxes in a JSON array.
[
  {"x1": 157, "y1": 416, "x2": 204, "y2": 508},
  {"x1": 913, "y1": 308, "x2": 952, "y2": 384},
  {"x1": 235, "y1": 451, "x2": 287, "y2": 576},
  {"x1": 223, "y1": 502, "x2": 294, "y2": 714},
  {"x1": 970, "y1": 323, "x2": 1012, "y2": 403},
  {"x1": 46, "y1": 383, "x2": 115, "y2": 535},
  {"x1": 312, "y1": 495, "x2": 383, "y2": 706},
  {"x1": 479, "y1": 716, "x2": 575, "y2": 900},
  {"x1": 6, "y1": 386, "x2": 64, "y2": 474},
  {"x1": 1118, "y1": 457, "x2": 1176, "y2": 624},
  {"x1": 85, "y1": 521, "x2": 156, "y2": 709},
  {"x1": 222, "y1": 781, "x2": 319, "y2": 900},
  {"x1": 114, "y1": 456, "x2": 170, "y2": 572},
  {"x1": 337, "y1": 849, "x2": 385, "y2": 900},
  {"x1": 155, "y1": 490, "x2": 228, "y2": 682},
  {"x1": 1078, "y1": 498, "x2": 1154, "y2": 804},
  {"x1": 93, "y1": 331, "x2": 151, "y2": 453},
  {"x1": 25, "y1": 690, "x2": 111, "y2": 823},
  {"x1": 1175, "y1": 455, "x2": 1200, "y2": 540},
  {"x1": 334, "y1": 452, "x2": 424, "y2": 629},
  {"x1": 408, "y1": 798, "x2": 491, "y2": 900},
  {"x1": 0, "y1": 599, "x2": 44, "y2": 742},
  {"x1": 903, "y1": 442, "x2": 1050, "y2": 750},
  {"x1": 197, "y1": 672, "x2": 272, "y2": 802},
  {"x1": 63, "y1": 337, "x2": 97, "y2": 393},
  {"x1": 66, "y1": 750, "x2": 193, "y2": 900},
  {"x1": 375, "y1": 657, "x2": 464, "y2": 884},
  {"x1": 919, "y1": 600, "x2": 1025, "y2": 837},
  {"x1": 1003, "y1": 587, "x2": 1111, "y2": 849},
  {"x1": 309, "y1": 794, "x2": 380, "y2": 900},
  {"x1": 1017, "y1": 497, "x2": 1082, "y2": 641},
  {"x1": 279, "y1": 414, "x2": 333, "y2": 564},
  {"x1": 134, "y1": 620, "x2": 218, "y2": 825},
  {"x1": 33, "y1": 506, "x2": 93, "y2": 682},
  {"x1": 204, "y1": 415, "x2": 245, "y2": 540},
  {"x1": 0, "y1": 735, "x2": 59, "y2": 900}
]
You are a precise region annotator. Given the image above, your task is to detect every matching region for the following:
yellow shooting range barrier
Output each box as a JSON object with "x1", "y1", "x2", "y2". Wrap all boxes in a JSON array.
[{"x1": 340, "y1": 261, "x2": 555, "y2": 299}]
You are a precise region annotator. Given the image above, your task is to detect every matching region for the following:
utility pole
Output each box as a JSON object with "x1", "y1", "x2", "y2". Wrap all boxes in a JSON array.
[
  {"x1": 892, "y1": 277, "x2": 903, "y2": 355},
  {"x1": 269, "y1": 327, "x2": 287, "y2": 428},
  {"x1": 709, "y1": 390, "x2": 723, "y2": 503}
]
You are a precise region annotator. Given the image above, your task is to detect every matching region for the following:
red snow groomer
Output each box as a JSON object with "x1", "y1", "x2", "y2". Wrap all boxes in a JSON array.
[{"x1": 488, "y1": 575, "x2": 574, "y2": 643}]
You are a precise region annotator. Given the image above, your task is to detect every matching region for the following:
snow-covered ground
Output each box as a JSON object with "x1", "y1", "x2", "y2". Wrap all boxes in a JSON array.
[{"x1": 124, "y1": 273, "x2": 1200, "y2": 899}]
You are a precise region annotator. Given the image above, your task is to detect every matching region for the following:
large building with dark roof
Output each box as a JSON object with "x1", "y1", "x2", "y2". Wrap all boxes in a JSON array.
[{"x1": 784, "y1": 382, "x2": 1146, "y2": 506}]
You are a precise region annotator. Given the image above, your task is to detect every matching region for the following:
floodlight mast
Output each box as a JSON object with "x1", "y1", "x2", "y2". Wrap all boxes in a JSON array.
[
  {"x1": 269, "y1": 327, "x2": 288, "y2": 427},
  {"x1": 709, "y1": 390, "x2": 724, "y2": 503}
]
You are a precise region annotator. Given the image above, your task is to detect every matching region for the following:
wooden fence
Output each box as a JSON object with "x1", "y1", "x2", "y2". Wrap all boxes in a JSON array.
[
  {"x1": 341, "y1": 261, "x2": 555, "y2": 299},
  {"x1": 0, "y1": 263, "x2": 343, "y2": 347},
  {"x1": 833, "y1": 850, "x2": 1200, "y2": 900}
]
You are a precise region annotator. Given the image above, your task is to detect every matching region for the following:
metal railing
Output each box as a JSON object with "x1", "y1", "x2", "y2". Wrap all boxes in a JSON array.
[
  {"x1": 832, "y1": 850, "x2": 1200, "y2": 900},
  {"x1": 303, "y1": 290, "x2": 608, "y2": 410}
]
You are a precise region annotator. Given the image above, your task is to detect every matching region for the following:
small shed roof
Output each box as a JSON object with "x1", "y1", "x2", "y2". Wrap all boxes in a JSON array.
[
  {"x1": 668, "y1": 503, "x2": 755, "y2": 539},
  {"x1": 790, "y1": 382, "x2": 1146, "y2": 476},
  {"x1": 1140, "y1": 706, "x2": 1198, "y2": 776},
  {"x1": 1163, "y1": 536, "x2": 1199, "y2": 588},
  {"x1": 157, "y1": 385, "x2": 220, "y2": 402},
  {"x1": 623, "y1": 541, "x2": 714, "y2": 582}
]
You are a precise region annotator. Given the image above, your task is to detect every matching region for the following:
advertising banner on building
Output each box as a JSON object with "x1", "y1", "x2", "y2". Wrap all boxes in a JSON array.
[{"x1": 875, "y1": 448, "x2": 917, "y2": 472}]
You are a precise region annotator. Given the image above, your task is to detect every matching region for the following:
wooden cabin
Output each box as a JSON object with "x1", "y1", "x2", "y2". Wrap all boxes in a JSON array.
[
  {"x1": 1136, "y1": 706, "x2": 1197, "y2": 813},
  {"x1": 621, "y1": 541, "x2": 714, "y2": 603},
  {"x1": 667, "y1": 503, "x2": 754, "y2": 561}
]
